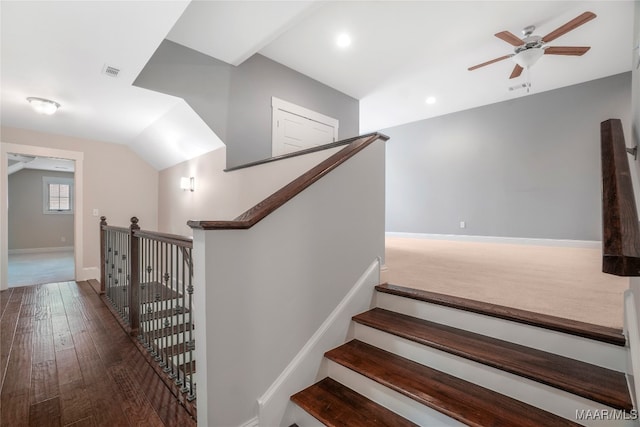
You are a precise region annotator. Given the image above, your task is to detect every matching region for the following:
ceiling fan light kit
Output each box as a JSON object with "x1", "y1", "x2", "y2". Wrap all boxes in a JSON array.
[{"x1": 468, "y1": 11, "x2": 596, "y2": 80}]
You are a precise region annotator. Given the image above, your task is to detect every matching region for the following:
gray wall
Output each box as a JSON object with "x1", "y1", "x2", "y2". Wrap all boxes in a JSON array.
[
  {"x1": 383, "y1": 72, "x2": 632, "y2": 241},
  {"x1": 8, "y1": 169, "x2": 74, "y2": 250},
  {"x1": 134, "y1": 40, "x2": 359, "y2": 168}
]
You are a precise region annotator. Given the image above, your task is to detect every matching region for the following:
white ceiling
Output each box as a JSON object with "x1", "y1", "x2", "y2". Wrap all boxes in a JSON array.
[{"x1": 1, "y1": 1, "x2": 636, "y2": 169}]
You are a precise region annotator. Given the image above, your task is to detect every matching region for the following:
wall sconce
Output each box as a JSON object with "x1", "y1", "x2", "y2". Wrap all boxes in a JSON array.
[{"x1": 180, "y1": 177, "x2": 195, "y2": 192}]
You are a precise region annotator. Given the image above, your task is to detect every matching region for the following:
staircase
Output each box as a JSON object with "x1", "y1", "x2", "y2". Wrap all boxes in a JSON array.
[{"x1": 290, "y1": 283, "x2": 636, "y2": 426}]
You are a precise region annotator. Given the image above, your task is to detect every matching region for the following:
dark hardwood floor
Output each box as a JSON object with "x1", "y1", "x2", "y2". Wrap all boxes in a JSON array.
[{"x1": 0, "y1": 281, "x2": 196, "y2": 427}]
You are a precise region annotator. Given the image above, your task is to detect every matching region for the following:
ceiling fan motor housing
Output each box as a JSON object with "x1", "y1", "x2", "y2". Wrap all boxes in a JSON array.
[{"x1": 515, "y1": 35, "x2": 544, "y2": 54}]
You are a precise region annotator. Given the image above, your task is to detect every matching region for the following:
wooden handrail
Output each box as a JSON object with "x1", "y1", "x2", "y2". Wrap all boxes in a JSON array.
[
  {"x1": 134, "y1": 229, "x2": 193, "y2": 248},
  {"x1": 188, "y1": 132, "x2": 389, "y2": 230},
  {"x1": 601, "y1": 118, "x2": 640, "y2": 276}
]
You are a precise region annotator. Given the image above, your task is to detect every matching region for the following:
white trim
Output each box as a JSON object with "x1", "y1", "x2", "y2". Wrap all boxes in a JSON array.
[
  {"x1": 77, "y1": 267, "x2": 99, "y2": 282},
  {"x1": 271, "y1": 97, "x2": 339, "y2": 130},
  {"x1": 1, "y1": 143, "x2": 84, "y2": 291},
  {"x1": 8, "y1": 246, "x2": 74, "y2": 255},
  {"x1": 624, "y1": 288, "x2": 640, "y2": 409},
  {"x1": 257, "y1": 258, "x2": 380, "y2": 427},
  {"x1": 271, "y1": 97, "x2": 339, "y2": 157},
  {"x1": 385, "y1": 232, "x2": 601, "y2": 249},
  {"x1": 238, "y1": 417, "x2": 259, "y2": 427}
]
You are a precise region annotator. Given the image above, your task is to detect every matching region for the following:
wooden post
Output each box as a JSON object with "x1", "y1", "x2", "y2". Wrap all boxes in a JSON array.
[
  {"x1": 129, "y1": 216, "x2": 141, "y2": 336},
  {"x1": 99, "y1": 216, "x2": 107, "y2": 294}
]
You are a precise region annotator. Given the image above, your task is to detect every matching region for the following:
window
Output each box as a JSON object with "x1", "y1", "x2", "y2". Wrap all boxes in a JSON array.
[{"x1": 43, "y1": 176, "x2": 73, "y2": 214}]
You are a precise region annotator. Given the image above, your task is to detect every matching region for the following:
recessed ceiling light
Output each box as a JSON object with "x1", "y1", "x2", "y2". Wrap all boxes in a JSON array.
[
  {"x1": 26, "y1": 97, "x2": 60, "y2": 115},
  {"x1": 425, "y1": 96, "x2": 437, "y2": 105},
  {"x1": 336, "y1": 33, "x2": 352, "y2": 48}
]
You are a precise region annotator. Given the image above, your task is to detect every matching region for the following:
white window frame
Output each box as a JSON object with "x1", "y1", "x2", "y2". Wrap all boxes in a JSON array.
[{"x1": 43, "y1": 176, "x2": 74, "y2": 215}]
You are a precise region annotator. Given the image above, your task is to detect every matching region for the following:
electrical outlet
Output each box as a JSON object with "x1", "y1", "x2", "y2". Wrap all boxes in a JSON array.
[
  {"x1": 61, "y1": 236, "x2": 66, "y2": 243},
  {"x1": 460, "y1": 221, "x2": 466, "y2": 229}
]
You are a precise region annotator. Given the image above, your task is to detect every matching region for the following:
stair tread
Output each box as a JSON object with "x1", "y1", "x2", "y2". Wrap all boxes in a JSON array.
[
  {"x1": 140, "y1": 306, "x2": 190, "y2": 321},
  {"x1": 376, "y1": 283, "x2": 625, "y2": 346},
  {"x1": 326, "y1": 340, "x2": 583, "y2": 427},
  {"x1": 147, "y1": 322, "x2": 193, "y2": 339},
  {"x1": 291, "y1": 377, "x2": 418, "y2": 427},
  {"x1": 140, "y1": 281, "x2": 183, "y2": 303},
  {"x1": 354, "y1": 308, "x2": 632, "y2": 411}
]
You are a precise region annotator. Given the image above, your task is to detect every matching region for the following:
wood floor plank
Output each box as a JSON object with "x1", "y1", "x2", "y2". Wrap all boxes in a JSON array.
[
  {"x1": 1, "y1": 390, "x2": 30, "y2": 427},
  {"x1": 56, "y1": 348, "x2": 83, "y2": 386},
  {"x1": 64, "y1": 416, "x2": 96, "y2": 427},
  {"x1": 109, "y1": 363, "x2": 165, "y2": 427},
  {"x1": 51, "y1": 314, "x2": 74, "y2": 353},
  {"x1": 30, "y1": 359, "x2": 59, "y2": 404},
  {"x1": 0, "y1": 290, "x2": 23, "y2": 390},
  {"x1": 0, "y1": 289, "x2": 14, "y2": 319},
  {"x1": 354, "y1": 308, "x2": 633, "y2": 411},
  {"x1": 28, "y1": 396, "x2": 61, "y2": 427},
  {"x1": 2, "y1": 329, "x2": 33, "y2": 396},
  {"x1": 31, "y1": 317, "x2": 55, "y2": 364},
  {"x1": 59, "y1": 380, "x2": 93, "y2": 426}
]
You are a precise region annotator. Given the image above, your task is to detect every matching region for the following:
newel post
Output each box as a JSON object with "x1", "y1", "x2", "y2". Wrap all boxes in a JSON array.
[
  {"x1": 129, "y1": 217, "x2": 141, "y2": 336},
  {"x1": 99, "y1": 216, "x2": 107, "y2": 294}
]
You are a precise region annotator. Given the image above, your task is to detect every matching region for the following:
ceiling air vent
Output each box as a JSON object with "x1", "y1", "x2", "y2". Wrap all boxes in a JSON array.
[{"x1": 102, "y1": 64, "x2": 120, "y2": 78}]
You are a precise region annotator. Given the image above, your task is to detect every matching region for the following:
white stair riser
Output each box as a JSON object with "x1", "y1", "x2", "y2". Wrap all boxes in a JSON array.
[
  {"x1": 354, "y1": 324, "x2": 636, "y2": 427},
  {"x1": 376, "y1": 292, "x2": 627, "y2": 371},
  {"x1": 327, "y1": 361, "x2": 466, "y2": 427}
]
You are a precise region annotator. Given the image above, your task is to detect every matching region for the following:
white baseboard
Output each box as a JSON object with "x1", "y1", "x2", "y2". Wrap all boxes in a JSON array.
[
  {"x1": 386, "y1": 232, "x2": 601, "y2": 249},
  {"x1": 77, "y1": 267, "x2": 99, "y2": 282},
  {"x1": 257, "y1": 258, "x2": 381, "y2": 427},
  {"x1": 8, "y1": 246, "x2": 74, "y2": 254},
  {"x1": 624, "y1": 288, "x2": 640, "y2": 410},
  {"x1": 238, "y1": 417, "x2": 259, "y2": 427}
]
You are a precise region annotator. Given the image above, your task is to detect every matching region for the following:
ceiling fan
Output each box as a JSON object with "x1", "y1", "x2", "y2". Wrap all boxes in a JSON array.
[{"x1": 468, "y1": 11, "x2": 596, "y2": 79}]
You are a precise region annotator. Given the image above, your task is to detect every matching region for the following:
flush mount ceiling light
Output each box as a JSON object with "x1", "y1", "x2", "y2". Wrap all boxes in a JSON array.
[
  {"x1": 336, "y1": 33, "x2": 352, "y2": 48},
  {"x1": 26, "y1": 97, "x2": 60, "y2": 115},
  {"x1": 425, "y1": 96, "x2": 437, "y2": 105}
]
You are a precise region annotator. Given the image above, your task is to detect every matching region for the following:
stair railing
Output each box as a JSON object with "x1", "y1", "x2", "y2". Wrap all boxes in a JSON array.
[
  {"x1": 600, "y1": 118, "x2": 640, "y2": 276},
  {"x1": 99, "y1": 216, "x2": 197, "y2": 405}
]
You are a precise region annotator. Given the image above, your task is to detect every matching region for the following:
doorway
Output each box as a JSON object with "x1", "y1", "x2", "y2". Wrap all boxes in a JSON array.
[
  {"x1": 7, "y1": 154, "x2": 76, "y2": 286},
  {"x1": 0, "y1": 143, "x2": 84, "y2": 291}
]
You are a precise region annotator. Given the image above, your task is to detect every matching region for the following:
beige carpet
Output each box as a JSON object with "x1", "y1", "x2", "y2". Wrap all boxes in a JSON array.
[
  {"x1": 384, "y1": 237, "x2": 628, "y2": 329},
  {"x1": 8, "y1": 249, "x2": 74, "y2": 287}
]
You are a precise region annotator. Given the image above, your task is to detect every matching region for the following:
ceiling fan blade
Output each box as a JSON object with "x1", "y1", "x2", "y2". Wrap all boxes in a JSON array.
[
  {"x1": 468, "y1": 54, "x2": 512, "y2": 71},
  {"x1": 542, "y1": 11, "x2": 596, "y2": 43},
  {"x1": 544, "y1": 46, "x2": 591, "y2": 56},
  {"x1": 495, "y1": 31, "x2": 523, "y2": 46},
  {"x1": 509, "y1": 64, "x2": 524, "y2": 79}
]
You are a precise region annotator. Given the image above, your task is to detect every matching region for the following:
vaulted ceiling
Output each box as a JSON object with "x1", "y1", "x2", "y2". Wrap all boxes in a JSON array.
[{"x1": 1, "y1": 1, "x2": 636, "y2": 170}]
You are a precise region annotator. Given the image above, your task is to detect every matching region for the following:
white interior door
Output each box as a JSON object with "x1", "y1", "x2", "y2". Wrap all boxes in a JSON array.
[{"x1": 272, "y1": 97, "x2": 339, "y2": 157}]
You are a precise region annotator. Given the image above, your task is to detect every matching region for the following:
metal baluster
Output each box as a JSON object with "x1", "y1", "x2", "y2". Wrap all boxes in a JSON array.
[
  {"x1": 139, "y1": 236, "x2": 146, "y2": 344},
  {"x1": 163, "y1": 244, "x2": 173, "y2": 374},
  {"x1": 175, "y1": 246, "x2": 184, "y2": 388},
  {"x1": 185, "y1": 247, "x2": 195, "y2": 400},
  {"x1": 123, "y1": 233, "x2": 129, "y2": 326},
  {"x1": 115, "y1": 232, "x2": 121, "y2": 315},
  {"x1": 153, "y1": 240, "x2": 161, "y2": 361}
]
